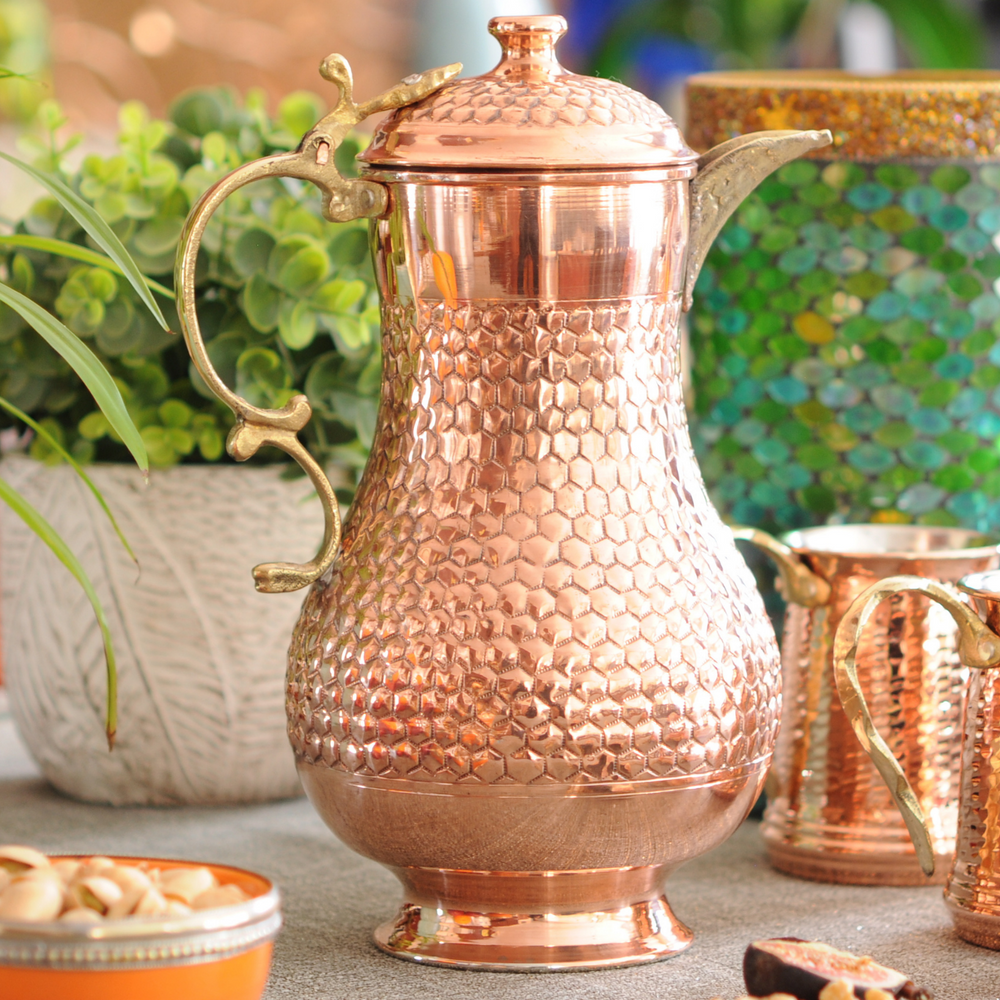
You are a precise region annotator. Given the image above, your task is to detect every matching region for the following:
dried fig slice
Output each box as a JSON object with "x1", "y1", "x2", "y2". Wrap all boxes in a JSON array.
[{"x1": 743, "y1": 939, "x2": 932, "y2": 1000}]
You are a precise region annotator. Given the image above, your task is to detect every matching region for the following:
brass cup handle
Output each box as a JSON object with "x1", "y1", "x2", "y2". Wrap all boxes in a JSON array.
[
  {"x1": 832, "y1": 574, "x2": 1000, "y2": 876},
  {"x1": 174, "y1": 55, "x2": 460, "y2": 594},
  {"x1": 730, "y1": 526, "x2": 831, "y2": 608}
]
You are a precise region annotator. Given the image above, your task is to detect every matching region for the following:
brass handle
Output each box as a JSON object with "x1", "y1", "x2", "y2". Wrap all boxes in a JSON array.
[
  {"x1": 832, "y1": 574, "x2": 1000, "y2": 876},
  {"x1": 731, "y1": 526, "x2": 831, "y2": 608},
  {"x1": 175, "y1": 55, "x2": 460, "y2": 594}
]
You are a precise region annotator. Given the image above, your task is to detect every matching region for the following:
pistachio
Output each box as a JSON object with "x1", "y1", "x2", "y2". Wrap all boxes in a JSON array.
[
  {"x1": 72, "y1": 876, "x2": 124, "y2": 915},
  {"x1": 77, "y1": 857, "x2": 115, "y2": 880},
  {"x1": 164, "y1": 900, "x2": 193, "y2": 917},
  {"x1": 132, "y1": 886, "x2": 169, "y2": 917},
  {"x1": 59, "y1": 907, "x2": 104, "y2": 924},
  {"x1": 106, "y1": 886, "x2": 146, "y2": 920},
  {"x1": 159, "y1": 867, "x2": 216, "y2": 905},
  {"x1": 191, "y1": 884, "x2": 250, "y2": 910},
  {"x1": 105, "y1": 865, "x2": 152, "y2": 894},
  {"x1": 53, "y1": 860, "x2": 82, "y2": 884},
  {"x1": 0, "y1": 877, "x2": 63, "y2": 921},
  {"x1": 0, "y1": 870, "x2": 9, "y2": 894},
  {"x1": 0, "y1": 845, "x2": 51, "y2": 874}
]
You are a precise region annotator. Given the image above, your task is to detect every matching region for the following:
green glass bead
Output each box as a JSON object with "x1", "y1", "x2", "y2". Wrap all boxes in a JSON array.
[
  {"x1": 749, "y1": 311, "x2": 784, "y2": 336},
  {"x1": 875, "y1": 163, "x2": 920, "y2": 189},
  {"x1": 751, "y1": 355, "x2": 786, "y2": 380},
  {"x1": 797, "y1": 443, "x2": 838, "y2": 470},
  {"x1": 843, "y1": 403, "x2": 885, "y2": 433},
  {"x1": 824, "y1": 203, "x2": 860, "y2": 228},
  {"x1": 773, "y1": 289, "x2": 809, "y2": 313},
  {"x1": 824, "y1": 247, "x2": 869, "y2": 274},
  {"x1": 918, "y1": 510, "x2": 961, "y2": 526},
  {"x1": 937, "y1": 430, "x2": 978, "y2": 454},
  {"x1": 757, "y1": 178, "x2": 793, "y2": 204},
  {"x1": 929, "y1": 248, "x2": 967, "y2": 273},
  {"x1": 947, "y1": 272, "x2": 983, "y2": 299},
  {"x1": 752, "y1": 438, "x2": 790, "y2": 464},
  {"x1": 919, "y1": 379, "x2": 960, "y2": 406},
  {"x1": 770, "y1": 334, "x2": 811, "y2": 360},
  {"x1": 872, "y1": 384, "x2": 916, "y2": 414},
  {"x1": 975, "y1": 254, "x2": 1000, "y2": 280},
  {"x1": 983, "y1": 471, "x2": 1000, "y2": 497},
  {"x1": 891, "y1": 359, "x2": 936, "y2": 387},
  {"x1": 873, "y1": 421, "x2": 915, "y2": 447},
  {"x1": 901, "y1": 186, "x2": 943, "y2": 215},
  {"x1": 777, "y1": 202, "x2": 815, "y2": 226},
  {"x1": 819, "y1": 422, "x2": 859, "y2": 450},
  {"x1": 799, "y1": 484, "x2": 836, "y2": 513},
  {"x1": 778, "y1": 421, "x2": 813, "y2": 445},
  {"x1": 970, "y1": 366, "x2": 1000, "y2": 389},
  {"x1": 737, "y1": 199, "x2": 772, "y2": 232},
  {"x1": 929, "y1": 205, "x2": 969, "y2": 231},
  {"x1": 969, "y1": 447, "x2": 1000, "y2": 473},
  {"x1": 847, "y1": 223, "x2": 892, "y2": 252},
  {"x1": 881, "y1": 465, "x2": 922, "y2": 490},
  {"x1": 910, "y1": 336, "x2": 949, "y2": 361},
  {"x1": 779, "y1": 160, "x2": 819, "y2": 186},
  {"x1": 718, "y1": 226, "x2": 752, "y2": 254},
  {"x1": 976, "y1": 207, "x2": 1000, "y2": 234},
  {"x1": 797, "y1": 270, "x2": 838, "y2": 295},
  {"x1": 866, "y1": 339, "x2": 903, "y2": 363},
  {"x1": 743, "y1": 248, "x2": 771, "y2": 271},
  {"x1": 956, "y1": 183, "x2": 996, "y2": 212},
  {"x1": 872, "y1": 206, "x2": 916, "y2": 233},
  {"x1": 799, "y1": 182, "x2": 839, "y2": 207},
  {"x1": 819, "y1": 379, "x2": 861, "y2": 408},
  {"x1": 848, "y1": 183, "x2": 892, "y2": 210},
  {"x1": 931, "y1": 165, "x2": 971, "y2": 193},
  {"x1": 739, "y1": 287, "x2": 769, "y2": 312},
  {"x1": 759, "y1": 226, "x2": 797, "y2": 252},
  {"x1": 950, "y1": 228, "x2": 990, "y2": 253},
  {"x1": 871, "y1": 248, "x2": 919, "y2": 277},
  {"x1": 932, "y1": 466, "x2": 976, "y2": 491},
  {"x1": 981, "y1": 165, "x2": 1000, "y2": 190},
  {"x1": 900, "y1": 441, "x2": 948, "y2": 469},
  {"x1": 894, "y1": 267, "x2": 945, "y2": 295},
  {"x1": 821, "y1": 162, "x2": 866, "y2": 189},
  {"x1": 749, "y1": 481, "x2": 788, "y2": 507},
  {"x1": 900, "y1": 227, "x2": 945, "y2": 254},
  {"x1": 720, "y1": 263, "x2": 750, "y2": 293},
  {"x1": 733, "y1": 418, "x2": 766, "y2": 444},
  {"x1": 847, "y1": 442, "x2": 895, "y2": 472},
  {"x1": 844, "y1": 272, "x2": 889, "y2": 299},
  {"x1": 794, "y1": 399, "x2": 834, "y2": 424},
  {"x1": 778, "y1": 247, "x2": 819, "y2": 275},
  {"x1": 733, "y1": 453, "x2": 766, "y2": 479},
  {"x1": 801, "y1": 222, "x2": 841, "y2": 250},
  {"x1": 883, "y1": 318, "x2": 924, "y2": 344},
  {"x1": 755, "y1": 268, "x2": 791, "y2": 292},
  {"x1": 753, "y1": 399, "x2": 789, "y2": 423},
  {"x1": 909, "y1": 407, "x2": 950, "y2": 434}
]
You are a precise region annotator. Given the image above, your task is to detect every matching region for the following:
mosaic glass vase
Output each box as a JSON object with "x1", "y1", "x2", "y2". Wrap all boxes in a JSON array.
[{"x1": 686, "y1": 72, "x2": 1000, "y2": 534}]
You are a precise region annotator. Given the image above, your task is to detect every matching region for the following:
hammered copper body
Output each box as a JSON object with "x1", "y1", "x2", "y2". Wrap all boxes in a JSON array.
[
  {"x1": 738, "y1": 525, "x2": 999, "y2": 886},
  {"x1": 834, "y1": 571, "x2": 1000, "y2": 949},
  {"x1": 175, "y1": 15, "x2": 830, "y2": 970}
]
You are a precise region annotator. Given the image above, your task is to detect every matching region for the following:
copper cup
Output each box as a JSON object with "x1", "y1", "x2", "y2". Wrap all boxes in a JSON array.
[
  {"x1": 835, "y1": 571, "x2": 1000, "y2": 948},
  {"x1": 736, "y1": 524, "x2": 999, "y2": 885}
]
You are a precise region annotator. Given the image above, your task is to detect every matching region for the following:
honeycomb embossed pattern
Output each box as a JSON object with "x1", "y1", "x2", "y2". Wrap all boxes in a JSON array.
[{"x1": 287, "y1": 296, "x2": 779, "y2": 786}]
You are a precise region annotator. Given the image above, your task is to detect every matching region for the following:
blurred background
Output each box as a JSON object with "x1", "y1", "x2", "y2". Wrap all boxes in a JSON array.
[{"x1": 0, "y1": 0, "x2": 994, "y2": 135}]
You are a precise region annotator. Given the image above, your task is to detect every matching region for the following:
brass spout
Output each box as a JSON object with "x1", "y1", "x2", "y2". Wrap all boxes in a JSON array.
[{"x1": 683, "y1": 129, "x2": 832, "y2": 310}]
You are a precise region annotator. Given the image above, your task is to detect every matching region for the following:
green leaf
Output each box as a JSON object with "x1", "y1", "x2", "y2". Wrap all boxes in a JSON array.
[
  {"x1": 232, "y1": 228, "x2": 276, "y2": 278},
  {"x1": 276, "y1": 245, "x2": 330, "y2": 296},
  {"x1": 158, "y1": 398, "x2": 192, "y2": 428},
  {"x1": 0, "y1": 474, "x2": 118, "y2": 747},
  {"x1": 278, "y1": 298, "x2": 317, "y2": 349},
  {"x1": 133, "y1": 217, "x2": 184, "y2": 257},
  {"x1": 313, "y1": 278, "x2": 366, "y2": 314},
  {"x1": 0, "y1": 396, "x2": 137, "y2": 564},
  {"x1": 0, "y1": 282, "x2": 148, "y2": 474},
  {"x1": 0, "y1": 151, "x2": 170, "y2": 330},
  {"x1": 330, "y1": 313, "x2": 370, "y2": 355},
  {"x1": 236, "y1": 346, "x2": 291, "y2": 408},
  {"x1": 242, "y1": 272, "x2": 281, "y2": 332},
  {"x1": 0, "y1": 234, "x2": 175, "y2": 299}
]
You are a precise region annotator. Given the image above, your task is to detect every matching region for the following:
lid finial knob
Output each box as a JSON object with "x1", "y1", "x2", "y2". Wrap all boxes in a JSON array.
[{"x1": 488, "y1": 14, "x2": 567, "y2": 72}]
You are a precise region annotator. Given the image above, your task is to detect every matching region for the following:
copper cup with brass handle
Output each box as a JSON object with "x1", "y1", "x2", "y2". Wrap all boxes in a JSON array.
[
  {"x1": 834, "y1": 571, "x2": 1000, "y2": 949},
  {"x1": 734, "y1": 524, "x2": 999, "y2": 885}
]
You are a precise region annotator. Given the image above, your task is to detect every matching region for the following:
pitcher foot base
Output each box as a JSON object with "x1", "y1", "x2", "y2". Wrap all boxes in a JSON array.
[
  {"x1": 948, "y1": 900, "x2": 1000, "y2": 950},
  {"x1": 374, "y1": 866, "x2": 692, "y2": 971},
  {"x1": 765, "y1": 840, "x2": 948, "y2": 886}
]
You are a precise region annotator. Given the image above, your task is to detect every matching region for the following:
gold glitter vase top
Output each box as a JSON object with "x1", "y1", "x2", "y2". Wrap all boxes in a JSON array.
[{"x1": 175, "y1": 14, "x2": 831, "y2": 971}]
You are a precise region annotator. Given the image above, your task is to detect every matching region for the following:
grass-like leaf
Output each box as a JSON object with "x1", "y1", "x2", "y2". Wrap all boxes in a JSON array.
[
  {"x1": 0, "y1": 282, "x2": 148, "y2": 474},
  {"x1": 0, "y1": 396, "x2": 138, "y2": 564},
  {"x1": 0, "y1": 234, "x2": 175, "y2": 300},
  {"x1": 0, "y1": 151, "x2": 170, "y2": 330},
  {"x1": 0, "y1": 474, "x2": 118, "y2": 748}
]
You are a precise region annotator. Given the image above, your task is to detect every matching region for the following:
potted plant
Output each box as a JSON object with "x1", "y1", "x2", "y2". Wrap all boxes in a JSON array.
[{"x1": 0, "y1": 89, "x2": 380, "y2": 805}]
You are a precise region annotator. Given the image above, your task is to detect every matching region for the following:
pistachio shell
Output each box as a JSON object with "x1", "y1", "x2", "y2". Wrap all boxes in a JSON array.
[
  {"x1": 163, "y1": 900, "x2": 193, "y2": 917},
  {"x1": 73, "y1": 876, "x2": 124, "y2": 914},
  {"x1": 77, "y1": 857, "x2": 115, "y2": 879},
  {"x1": 132, "y1": 886, "x2": 168, "y2": 917},
  {"x1": 59, "y1": 907, "x2": 104, "y2": 924},
  {"x1": 0, "y1": 877, "x2": 63, "y2": 921},
  {"x1": 15, "y1": 867, "x2": 64, "y2": 884},
  {"x1": 105, "y1": 886, "x2": 146, "y2": 919},
  {"x1": 0, "y1": 845, "x2": 51, "y2": 874},
  {"x1": 53, "y1": 860, "x2": 82, "y2": 884},
  {"x1": 105, "y1": 865, "x2": 152, "y2": 894},
  {"x1": 190, "y1": 884, "x2": 250, "y2": 910},
  {"x1": 0, "y1": 870, "x2": 9, "y2": 894},
  {"x1": 159, "y1": 867, "x2": 216, "y2": 904}
]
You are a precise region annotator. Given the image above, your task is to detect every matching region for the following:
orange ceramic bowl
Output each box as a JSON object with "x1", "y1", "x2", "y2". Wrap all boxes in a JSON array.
[{"x1": 0, "y1": 856, "x2": 281, "y2": 1000}]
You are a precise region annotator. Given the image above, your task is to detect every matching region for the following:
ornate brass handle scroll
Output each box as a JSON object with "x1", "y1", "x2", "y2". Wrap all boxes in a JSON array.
[
  {"x1": 730, "y1": 526, "x2": 831, "y2": 608},
  {"x1": 175, "y1": 56, "x2": 460, "y2": 593},
  {"x1": 832, "y1": 575, "x2": 1000, "y2": 876}
]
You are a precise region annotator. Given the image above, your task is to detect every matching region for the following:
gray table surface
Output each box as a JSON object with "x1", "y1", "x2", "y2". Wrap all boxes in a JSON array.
[{"x1": 0, "y1": 693, "x2": 996, "y2": 1000}]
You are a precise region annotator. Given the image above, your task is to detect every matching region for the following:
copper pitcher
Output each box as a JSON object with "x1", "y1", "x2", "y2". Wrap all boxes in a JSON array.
[
  {"x1": 175, "y1": 15, "x2": 830, "y2": 970},
  {"x1": 736, "y1": 525, "x2": 999, "y2": 886},
  {"x1": 835, "y1": 571, "x2": 1000, "y2": 949}
]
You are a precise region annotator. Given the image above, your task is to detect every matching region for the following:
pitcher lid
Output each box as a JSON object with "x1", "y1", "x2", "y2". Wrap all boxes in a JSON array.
[{"x1": 359, "y1": 15, "x2": 697, "y2": 170}]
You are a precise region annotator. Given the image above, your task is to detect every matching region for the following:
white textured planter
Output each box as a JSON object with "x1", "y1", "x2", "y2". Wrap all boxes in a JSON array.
[{"x1": 0, "y1": 456, "x2": 325, "y2": 805}]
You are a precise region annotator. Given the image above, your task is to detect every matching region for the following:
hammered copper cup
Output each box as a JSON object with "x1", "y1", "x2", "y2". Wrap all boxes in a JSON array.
[
  {"x1": 735, "y1": 524, "x2": 999, "y2": 886},
  {"x1": 175, "y1": 15, "x2": 830, "y2": 970},
  {"x1": 835, "y1": 571, "x2": 1000, "y2": 949}
]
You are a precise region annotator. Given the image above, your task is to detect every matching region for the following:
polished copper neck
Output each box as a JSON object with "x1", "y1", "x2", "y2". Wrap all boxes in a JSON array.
[{"x1": 488, "y1": 15, "x2": 567, "y2": 76}]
